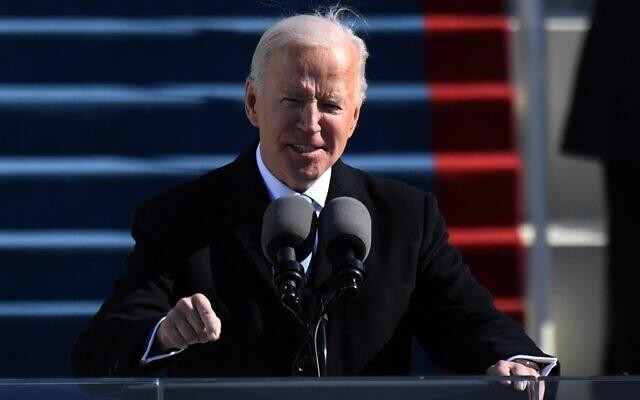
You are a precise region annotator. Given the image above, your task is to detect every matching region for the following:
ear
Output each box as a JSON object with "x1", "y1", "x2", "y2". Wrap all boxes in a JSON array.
[
  {"x1": 347, "y1": 103, "x2": 361, "y2": 138},
  {"x1": 244, "y1": 78, "x2": 260, "y2": 128}
]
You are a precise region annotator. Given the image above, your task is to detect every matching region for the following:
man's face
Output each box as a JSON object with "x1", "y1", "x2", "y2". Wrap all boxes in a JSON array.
[{"x1": 245, "y1": 42, "x2": 362, "y2": 191}]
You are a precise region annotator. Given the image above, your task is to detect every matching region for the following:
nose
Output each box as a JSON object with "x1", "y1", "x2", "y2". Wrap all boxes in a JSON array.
[{"x1": 296, "y1": 102, "x2": 321, "y2": 134}]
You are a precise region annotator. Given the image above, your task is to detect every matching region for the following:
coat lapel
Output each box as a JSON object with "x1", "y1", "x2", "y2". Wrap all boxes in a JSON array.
[
  {"x1": 308, "y1": 159, "x2": 370, "y2": 293},
  {"x1": 218, "y1": 142, "x2": 280, "y2": 301}
]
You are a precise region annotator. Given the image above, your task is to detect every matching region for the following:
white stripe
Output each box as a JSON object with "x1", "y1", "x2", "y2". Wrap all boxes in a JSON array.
[
  {"x1": 0, "y1": 83, "x2": 429, "y2": 104},
  {"x1": 0, "y1": 155, "x2": 233, "y2": 176},
  {"x1": 0, "y1": 16, "x2": 424, "y2": 35},
  {"x1": 344, "y1": 154, "x2": 433, "y2": 172},
  {"x1": 519, "y1": 222, "x2": 607, "y2": 247},
  {"x1": 0, "y1": 301, "x2": 101, "y2": 317},
  {"x1": 0, "y1": 153, "x2": 434, "y2": 177},
  {"x1": 0, "y1": 230, "x2": 132, "y2": 249}
]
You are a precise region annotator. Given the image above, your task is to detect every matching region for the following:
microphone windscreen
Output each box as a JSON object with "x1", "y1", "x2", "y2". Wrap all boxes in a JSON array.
[
  {"x1": 319, "y1": 197, "x2": 371, "y2": 262},
  {"x1": 261, "y1": 195, "x2": 317, "y2": 264}
]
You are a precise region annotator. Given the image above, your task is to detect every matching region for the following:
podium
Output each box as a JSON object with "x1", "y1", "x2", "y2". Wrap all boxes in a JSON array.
[{"x1": 1, "y1": 376, "x2": 639, "y2": 400}]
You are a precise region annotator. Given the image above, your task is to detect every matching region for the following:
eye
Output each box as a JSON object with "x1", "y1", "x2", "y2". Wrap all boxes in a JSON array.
[
  {"x1": 281, "y1": 97, "x2": 301, "y2": 107},
  {"x1": 321, "y1": 102, "x2": 342, "y2": 113}
]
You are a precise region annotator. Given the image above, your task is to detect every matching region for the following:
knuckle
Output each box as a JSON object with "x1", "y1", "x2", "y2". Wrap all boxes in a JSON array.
[
  {"x1": 183, "y1": 333, "x2": 196, "y2": 345},
  {"x1": 176, "y1": 297, "x2": 192, "y2": 310},
  {"x1": 192, "y1": 293, "x2": 209, "y2": 306},
  {"x1": 166, "y1": 309, "x2": 178, "y2": 321}
]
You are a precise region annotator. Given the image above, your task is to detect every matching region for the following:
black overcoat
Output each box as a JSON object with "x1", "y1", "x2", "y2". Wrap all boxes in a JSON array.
[{"x1": 72, "y1": 143, "x2": 547, "y2": 377}]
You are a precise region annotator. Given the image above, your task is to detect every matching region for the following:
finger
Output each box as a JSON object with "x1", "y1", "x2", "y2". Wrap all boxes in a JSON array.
[
  {"x1": 487, "y1": 362, "x2": 512, "y2": 386},
  {"x1": 182, "y1": 302, "x2": 208, "y2": 343},
  {"x1": 509, "y1": 363, "x2": 538, "y2": 392},
  {"x1": 193, "y1": 294, "x2": 222, "y2": 341},
  {"x1": 172, "y1": 313, "x2": 200, "y2": 345},
  {"x1": 513, "y1": 380, "x2": 527, "y2": 392},
  {"x1": 512, "y1": 362, "x2": 540, "y2": 378},
  {"x1": 539, "y1": 380, "x2": 546, "y2": 400},
  {"x1": 159, "y1": 316, "x2": 188, "y2": 350},
  {"x1": 172, "y1": 297, "x2": 203, "y2": 344}
]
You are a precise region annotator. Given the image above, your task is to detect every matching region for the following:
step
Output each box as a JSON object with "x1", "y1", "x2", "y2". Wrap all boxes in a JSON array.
[
  {"x1": 0, "y1": 17, "x2": 424, "y2": 83},
  {"x1": 0, "y1": 238, "x2": 129, "y2": 300},
  {"x1": 424, "y1": 0, "x2": 505, "y2": 14},
  {"x1": 0, "y1": 83, "x2": 430, "y2": 155},
  {"x1": 434, "y1": 152, "x2": 521, "y2": 227},
  {"x1": 0, "y1": 1, "x2": 428, "y2": 17},
  {"x1": 0, "y1": 225, "x2": 523, "y2": 300},
  {"x1": 0, "y1": 154, "x2": 432, "y2": 229},
  {"x1": 0, "y1": 1, "x2": 506, "y2": 17},
  {"x1": 425, "y1": 15, "x2": 509, "y2": 82},
  {"x1": 449, "y1": 227, "x2": 523, "y2": 297},
  {"x1": 430, "y1": 83, "x2": 514, "y2": 151},
  {"x1": 0, "y1": 152, "x2": 520, "y2": 229},
  {"x1": 0, "y1": 83, "x2": 513, "y2": 155},
  {"x1": 0, "y1": 301, "x2": 98, "y2": 377},
  {"x1": 0, "y1": 16, "x2": 506, "y2": 83}
]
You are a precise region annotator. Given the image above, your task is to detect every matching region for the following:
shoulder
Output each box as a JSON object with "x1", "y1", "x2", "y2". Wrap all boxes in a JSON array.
[
  {"x1": 340, "y1": 162, "x2": 438, "y2": 219},
  {"x1": 136, "y1": 165, "x2": 228, "y2": 221},
  {"x1": 130, "y1": 161, "x2": 237, "y2": 257}
]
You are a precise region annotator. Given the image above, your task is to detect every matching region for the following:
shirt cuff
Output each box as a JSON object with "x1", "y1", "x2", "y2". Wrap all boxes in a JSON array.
[
  {"x1": 139, "y1": 316, "x2": 186, "y2": 366},
  {"x1": 507, "y1": 354, "x2": 558, "y2": 376}
]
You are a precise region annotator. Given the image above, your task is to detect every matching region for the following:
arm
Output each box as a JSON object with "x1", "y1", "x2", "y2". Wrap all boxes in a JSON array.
[
  {"x1": 71, "y1": 204, "x2": 177, "y2": 376},
  {"x1": 72, "y1": 203, "x2": 220, "y2": 376},
  {"x1": 412, "y1": 194, "x2": 554, "y2": 374}
]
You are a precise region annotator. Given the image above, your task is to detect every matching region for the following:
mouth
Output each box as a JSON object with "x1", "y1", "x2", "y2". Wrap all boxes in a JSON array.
[{"x1": 288, "y1": 144, "x2": 325, "y2": 154}]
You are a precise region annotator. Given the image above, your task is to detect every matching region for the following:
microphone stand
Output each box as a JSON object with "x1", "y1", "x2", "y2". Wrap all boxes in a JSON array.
[
  {"x1": 282, "y1": 259, "x2": 365, "y2": 377},
  {"x1": 313, "y1": 307, "x2": 328, "y2": 376}
]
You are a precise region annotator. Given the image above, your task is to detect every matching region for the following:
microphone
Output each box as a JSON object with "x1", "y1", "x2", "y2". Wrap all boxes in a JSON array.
[
  {"x1": 319, "y1": 197, "x2": 371, "y2": 299},
  {"x1": 262, "y1": 195, "x2": 317, "y2": 310}
]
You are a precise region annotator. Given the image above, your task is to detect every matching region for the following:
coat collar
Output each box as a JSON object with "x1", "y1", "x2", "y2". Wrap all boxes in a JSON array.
[{"x1": 217, "y1": 142, "x2": 371, "y2": 298}]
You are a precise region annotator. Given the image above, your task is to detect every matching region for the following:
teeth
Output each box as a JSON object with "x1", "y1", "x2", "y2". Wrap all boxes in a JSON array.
[{"x1": 291, "y1": 145, "x2": 316, "y2": 153}]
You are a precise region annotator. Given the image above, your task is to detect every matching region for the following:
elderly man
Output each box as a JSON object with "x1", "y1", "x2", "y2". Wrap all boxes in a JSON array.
[{"x1": 72, "y1": 9, "x2": 556, "y2": 381}]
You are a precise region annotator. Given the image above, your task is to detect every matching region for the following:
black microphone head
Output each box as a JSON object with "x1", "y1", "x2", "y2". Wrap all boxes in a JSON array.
[
  {"x1": 319, "y1": 197, "x2": 371, "y2": 262},
  {"x1": 261, "y1": 195, "x2": 317, "y2": 265}
]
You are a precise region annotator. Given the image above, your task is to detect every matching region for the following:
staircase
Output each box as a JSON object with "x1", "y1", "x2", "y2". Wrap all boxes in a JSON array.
[{"x1": 0, "y1": 0, "x2": 522, "y2": 376}]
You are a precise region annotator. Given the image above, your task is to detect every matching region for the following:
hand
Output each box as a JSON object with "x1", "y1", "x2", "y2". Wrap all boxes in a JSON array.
[
  {"x1": 486, "y1": 360, "x2": 545, "y2": 399},
  {"x1": 155, "y1": 293, "x2": 222, "y2": 353}
]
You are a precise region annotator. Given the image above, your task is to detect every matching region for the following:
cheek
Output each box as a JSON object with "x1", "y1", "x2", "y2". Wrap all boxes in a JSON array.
[{"x1": 272, "y1": 109, "x2": 299, "y2": 130}]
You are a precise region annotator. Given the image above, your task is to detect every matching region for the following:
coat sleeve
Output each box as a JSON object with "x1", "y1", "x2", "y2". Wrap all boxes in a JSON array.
[
  {"x1": 71, "y1": 203, "x2": 178, "y2": 376},
  {"x1": 411, "y1": 193, "x2": 548, "y2": 374}
]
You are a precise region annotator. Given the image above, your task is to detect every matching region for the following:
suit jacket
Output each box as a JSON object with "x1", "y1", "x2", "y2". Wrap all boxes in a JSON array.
[
  {"x1": 563, "y1": 0, "x2": 640, "y2": 165},
  {"x1": 72, "y1": 143, "x2": 547, "y2": 377}
]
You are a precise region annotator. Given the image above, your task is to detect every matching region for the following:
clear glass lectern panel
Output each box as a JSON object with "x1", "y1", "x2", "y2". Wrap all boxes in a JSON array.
[
  {"x1": 542, "y1": 376, "x2": 640, "y2": 400},
  {"x1": 162, "y1": 377, "x2": 538, "y2": 400},
  {"x1": 0, "y1": 379, "x2": 158, "y2": 400}
]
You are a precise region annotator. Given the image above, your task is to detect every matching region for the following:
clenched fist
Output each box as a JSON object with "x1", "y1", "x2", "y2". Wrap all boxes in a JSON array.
[{"x1": 155, "y1": 293, "x2": 221, "y2": 353}]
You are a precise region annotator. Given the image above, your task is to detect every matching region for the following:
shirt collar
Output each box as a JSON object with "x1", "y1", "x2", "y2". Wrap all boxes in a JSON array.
[{"x1": 256, "y1": 143, "x2": 330, "y2": 211}]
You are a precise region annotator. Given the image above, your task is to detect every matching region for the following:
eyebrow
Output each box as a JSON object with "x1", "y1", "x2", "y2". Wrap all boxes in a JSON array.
[{"x1": 279, "y1": 86, "x2": 344, "y2": 102}]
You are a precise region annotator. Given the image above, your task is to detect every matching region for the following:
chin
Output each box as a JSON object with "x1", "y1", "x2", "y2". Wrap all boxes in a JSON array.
[{"x1": 287, "y1": 170, "x2": 320, "y2": 190}]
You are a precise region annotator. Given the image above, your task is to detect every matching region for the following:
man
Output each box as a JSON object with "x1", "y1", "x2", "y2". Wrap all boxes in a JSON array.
[{"x1": 72, "y1": 8, "x2": 556, "y2": 382}]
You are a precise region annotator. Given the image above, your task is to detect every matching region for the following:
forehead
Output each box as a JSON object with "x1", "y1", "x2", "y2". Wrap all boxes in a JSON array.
[{"x1": 265, "y1": 43, "x2": 358, "y2": 91}]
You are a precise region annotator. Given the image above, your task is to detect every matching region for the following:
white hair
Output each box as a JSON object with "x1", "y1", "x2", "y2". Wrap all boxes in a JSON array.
[{"x1": 249, "y1": 6, "x2": 369, "y2": 103}]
